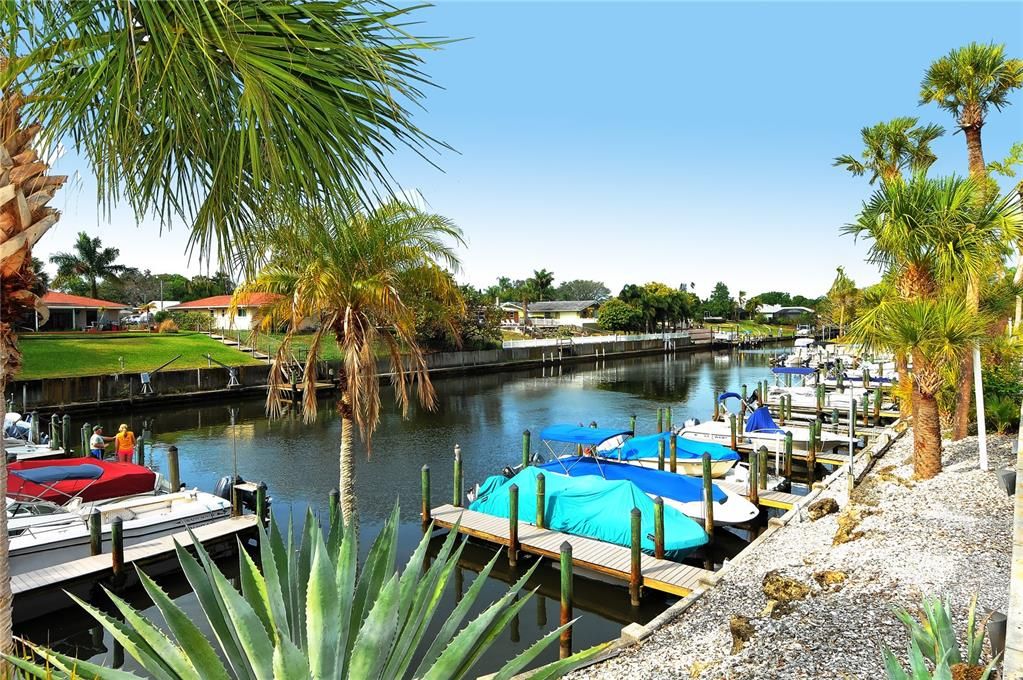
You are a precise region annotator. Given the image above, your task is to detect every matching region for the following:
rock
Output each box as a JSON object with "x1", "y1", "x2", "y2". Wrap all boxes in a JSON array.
[
  {"x1": 813, "y1": 570, "x2": 848, "y2": 588},
  {"x1": 729, "y1": 614, "x2": 756, "y2": 654},
  {"x1": 877, "y1": 465, "x2": 915, "y2": 488},
  {"x1": 806, "y1": 497, "x2": 839, "y2": 520},
  {"x1": 833, "y1": 506, "x2": 873, "y2": 545},
  {"x1": 688, "y1": 660, "x2": 717, "y2": 678},
  {"x1": 762, "y1": 570, "x2": 810, "y2": 602}
]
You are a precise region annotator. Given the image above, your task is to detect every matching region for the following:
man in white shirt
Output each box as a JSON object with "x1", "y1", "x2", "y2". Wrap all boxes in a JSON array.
[{"x1": 89, "y1": 425, "x2": 114, "y2": 459}]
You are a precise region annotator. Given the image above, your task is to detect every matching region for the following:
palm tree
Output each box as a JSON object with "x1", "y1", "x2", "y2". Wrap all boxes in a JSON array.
[
  {"x1": 989, "y1": 142, "x2": 1023, "y2": 330},
  {"x1": 529, "y1": 268, "x2": 556, "y2": 301},
  {"x1": 237, "y1": 199, "x2": 464, "y2": 533},
  {"x1": 0, "y1": 0, "x2": 448, "y2": 660},
  {"x1": 869, "y1": 297, "x2": 987, "y2": 478},
  {"x1": 920, "y1": 42, "x2": 1023, "y2": 181},
  {"x1": 49, "y1": 232, "x2": 126, "y2": 299},
  {"x1": 825, "y1": 266, "x2": 858, "y2": 336},
  {"x1": 833, "y1": 117, "x2": 944, "y2": 184}
]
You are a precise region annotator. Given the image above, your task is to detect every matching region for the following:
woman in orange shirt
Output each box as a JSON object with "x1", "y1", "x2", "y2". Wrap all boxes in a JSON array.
[{"x1": 115, "y1": 424, "x2": 136, "y2": 463}]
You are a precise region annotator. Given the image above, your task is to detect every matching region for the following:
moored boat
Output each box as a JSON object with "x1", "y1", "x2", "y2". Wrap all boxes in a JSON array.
[
  {"x1": 8, "y1": 458, "x2": 161, "y2": 504},
  {"x1": 607, "y1": 431, "x2": 740, "y2": 478}
]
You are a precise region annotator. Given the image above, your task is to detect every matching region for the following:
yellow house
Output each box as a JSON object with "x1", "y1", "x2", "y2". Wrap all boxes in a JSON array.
[{"x1": 500, "y1": 300, "x2": 600, "y2": 328}]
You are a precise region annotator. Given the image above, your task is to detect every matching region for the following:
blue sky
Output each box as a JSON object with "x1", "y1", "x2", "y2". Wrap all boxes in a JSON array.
[{"x1": 41, "y1": 1, "x2": 1023, "y2": 300}]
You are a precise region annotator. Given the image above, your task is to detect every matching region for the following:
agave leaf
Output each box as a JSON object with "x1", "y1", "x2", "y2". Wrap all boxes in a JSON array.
[
  {"x1": 443, "y1": 583, "x2": 542, "y2": 679},
  {"x1": 306, "y1": 521, "x2": 342, "y2": 679},
  {"x1": 286, "y1": 513, "x2": 301, "y2": 643},
  {"x1": 2, "y1": 652, "x2": 72, "y2": 679},
  {"x1": 492, "y1": 620, "x2": 580, "y2": 680},
  {"x1": 522, "y1": 642, "x2": 615, "y2": 680},
  {"x1": 293, "y1": 508, "x2": 319, "y2": 649},
  {"x1": 347, "y1": 572, "x2": 403, "y2": 680},
  {"x1": 12, "y1": 641, "x2": 146, "y2": 679},
  {"x1": 980, "y1": 656, "x2": 1000, "y2": 680},
  {"x1": 335, "y1": 512, "x2": 359, "y2": 679},
  {"x1": 907, "y1": 639, "x2": 933, "y2": 680},
  {"x1": 929, "y1": 599, "x2": 960, "y2": 665},
  {"x1": 882, "y1": 648, "x2": 910, "y2": 680},
  {"x1": 272, "y1": 633, "x2": 312, "y2": 680},
  {"x1": 412, "y1": 548, "x2": 502, "y2": 677},
  {"x1": 258, "y1": 521, "x2": 293, "y2": 644},
  {"x1": 349, "y1": 506, "x2": 398, "y2": 653},
  {"x1": 136, "y1": 569, "x2": 231, "y2": 680},
  {"x1": 102, "y1": 585, "x2": 199, "y2": 679},
  {"x1": 327, "y1": 498, "x2": 344, "y2": 558},
  {"x1": 895, "y1": 607, "x2": 937, "y2": 664},
  {"x1": 237, "y1": 540, "x2": 275, "y2": 640}
]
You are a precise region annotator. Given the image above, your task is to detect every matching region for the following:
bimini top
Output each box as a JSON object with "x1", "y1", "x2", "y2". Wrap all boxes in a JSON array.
[
  {"x1": 718, "y1": 392, "x2": 742, "y2": 402},
  {"x1": 745, "y1": 406, "x2": 786, "y2": 434},
  {"x1": 12, "y1": 463, "x2": 103, "y2": 485},
  {"x1": 539, "y1": 425, "x2": 633, "y2": 446},
  {"x1": 771, "y1": 366, "x2": 816, "y2": 376},
  {"x1": 615, "y1": 432, "x2": 740, "y2": 462}
]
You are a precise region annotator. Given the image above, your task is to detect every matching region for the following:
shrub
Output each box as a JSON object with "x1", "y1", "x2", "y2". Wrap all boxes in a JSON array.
[
  {"x1": 172, "y1": 311, "x2": 213, "y2": 332},
  {"x1": 884, "y1": 595, "x2": 997, "y2": 679},
  {"x1": 153, "y1": 310, "x2": 171, "y2": 323},
  {"x1": 986, "y1": 396, "x2": 1019, "y2": 434},
  {"x1": 157, "y1": 319, "x2": 179, "y2": 333}
]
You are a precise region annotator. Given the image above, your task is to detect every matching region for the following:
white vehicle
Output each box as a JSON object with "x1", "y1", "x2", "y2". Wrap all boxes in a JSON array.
[{"x1": 795, "y1": 325, "x2": 812, "y2": 337}]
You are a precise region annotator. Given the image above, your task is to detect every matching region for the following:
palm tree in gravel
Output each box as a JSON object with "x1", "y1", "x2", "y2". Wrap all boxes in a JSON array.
[
  {"x1": 236, "y1": 199, "x2": 464, "y2": 534},
  {"x1": 49, "y1": 232, "x2": 126, "y2": 300},
  {"x1": 833, "y1": 117, "x2": 944, "y2": 184},
  {"x1": 921, "y1": 42, "x2": 1023, "y2": 438},
  {"x1": 0, "y1": 0, "x2": 447, "y2": 661}
]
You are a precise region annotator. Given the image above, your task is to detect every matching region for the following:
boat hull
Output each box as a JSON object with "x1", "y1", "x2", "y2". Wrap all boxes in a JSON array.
[
  {"x1": 622, "y1": 457, "x2": 736, "y2": 478},
  {"x1": 678, "y1": 422, "x2": 846, "y2": 453}
]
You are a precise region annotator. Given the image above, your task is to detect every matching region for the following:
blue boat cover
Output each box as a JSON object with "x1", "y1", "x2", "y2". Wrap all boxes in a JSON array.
[
  {"x1": 469, "y1": 467, "x2": 707, "y2": 559},
  {"x1": 745, "y1": 406, "x2": 785, "y2": 434},
  {"x1": 771, "y1": 367, "x2": 816, "y2": 375},
  {"x1": 718, "y1": 392, "x2": 741, "y2": 402},
  {"x1": 11, "y1": 463, "x2": 103, "y2": 484},
  {"x1": 539, "y1": 425, "x2": 632, "y2": 446},
  {"x1": 614, "y1": 432, "x2": 739, "y2": 462},
  {"x1": 538, "y1": 456, "x2": 726, "y2": 503}
]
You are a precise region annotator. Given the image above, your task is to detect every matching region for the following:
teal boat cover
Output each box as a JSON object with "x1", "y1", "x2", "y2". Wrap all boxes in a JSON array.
[
  {"x1": 468, "y1": 467, "x2": 707, "y2": 560},
  {"x1": 614, "y1": 432, "x2": 739, "y2": 462}
]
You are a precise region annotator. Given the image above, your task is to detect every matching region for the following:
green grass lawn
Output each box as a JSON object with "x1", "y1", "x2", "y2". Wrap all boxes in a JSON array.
[
  {"x1": 708, "y1": 322, "x2": 795, "y2": 336},
  {"x1": 16, "y1": 331, "x2": 264, "y2": 379}
]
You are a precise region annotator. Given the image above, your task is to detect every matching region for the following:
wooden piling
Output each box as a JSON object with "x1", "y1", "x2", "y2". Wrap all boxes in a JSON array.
[
  {"x1": 135, "y1": 435, "x2": 145, "y2": 466},
  {"x1": 167, "y1": 445, "x2": 180, "y2": 491},
  {"x1": 630, "y1": 414, "x2": 637, "y2": 433},
  {"x1": 758, "y1": 445, "x2": 768, "y2": 490},
  {"x1": 82, "y1": 422, "x2": 91, "y2": 456},
  {"x1": 815, "y1": 386, "x2": 823, "y2": 417},
  {"x1": 665, "y1": 406, "x2": 672, "y2": 431},
  {"x1": 729, "y1": 414, "x2": 738, "y2": 451},
  {"x1": 111, "y1": 517, "x2": 124, "y2": 583},
  {"x1": 656, "y1": 408, "x2": 663, "y2": 433},
  {"x1": 784, "y1": 431, "x2": 793, "y2": 478},
  {"x1": 329, "y1": 488, "x2": 340, "y2": 523},
  {"x1": 508, "y1": 484, "x2": 519, "y2": 567},
  {"x1": 453, "y1": 444, "x2": 463, "y2": 507},
  {"x1": 653, "y1": 496, "x2": 665, "y2": 559},
  {"x1": 779, "y1": 396, "x2": 786, "y2": 426},
  {"x1": 29, "y1": 412, "x2": 38, "y2": 445},
  {"x1": 421, "y1": 466, "x2": 431, "y2": 527},
  {"x1": 559, "y1": 542, "x2": 573, "y2": 659},
  {"x1": 536, "y1": 473, "x2": 546, "y2": 529},
  {"x1": 873, "y1": 386, "x2": 882, "y2": 426},
  {"x1": 741, "y1": 384, "x2": 748, "y2": 415},
  {"x1": 522, "y1": 430, "x2": 531, "y2": 469},
  {"x1": 832, "y1": 407, "x2": 840, "y2": 432},
  {"x1": 49, "y1": 415, "x2": 58, "y2": 450},
  {"x1": 630, "y1": 507, "x2": 642, "y2": 606},
  {"x1": 232, "y1": 486, "x2": 241, "y2": 518},
  {"x1": 713, "y1": 392, "x2": 720, "y2": 421},
  {"x1": 256, "y1": 484, "x2": 267, "y2": 526},
  {"x1": 702, "y1": 453, "x2": 714, "y2": 541},
  {"x1": 749, "y1": 448, "x2": 760, "y2": 506},
  {"x1": 669, "y1": 434, "x2": 678, "y2": 473},
  {"x1": 862, "y1": 368, "x2": 870, "y2": 389},
  {"x1": 861, "y1": 391, "x2": 869, "y2": 427},
  {"x1": 657, "y1": 438, "x2": 665, "y2": 471},
  {"x1": 807, "y1": 422, "x2": 817, "y2": 484},
  {"x1": 89, "y1": 510, "x2": 102, "y2": 556}
]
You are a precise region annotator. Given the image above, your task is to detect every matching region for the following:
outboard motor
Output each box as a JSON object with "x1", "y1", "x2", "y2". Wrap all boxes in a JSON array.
[
  {"x1": 214, "y1": 475, "x2": 266, "y2": 513},
  {"x1": 501, "y1": 466, "x2": 515, "y2": 479}
]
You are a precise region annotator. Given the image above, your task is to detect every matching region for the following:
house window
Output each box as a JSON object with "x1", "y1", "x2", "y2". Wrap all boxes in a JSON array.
[{"x1": 237, "y1": 308, "x2": 247, "y2": 317}]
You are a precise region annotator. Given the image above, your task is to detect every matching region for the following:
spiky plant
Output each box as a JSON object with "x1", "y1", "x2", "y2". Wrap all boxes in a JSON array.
[
  {"x1": 884, "y1": 595, "x2": 997, "y2": 680},
  {"x1": 6, "y1": 506, "x2": 606, "y2": 679}
]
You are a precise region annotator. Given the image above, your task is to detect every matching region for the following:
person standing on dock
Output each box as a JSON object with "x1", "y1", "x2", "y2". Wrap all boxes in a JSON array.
[
  {"x1": 114, "y1": 424, "x2": 136, "y2": 463},
  {"x1": 89, "y1": 425, "x2": 114, "y2": 459}
]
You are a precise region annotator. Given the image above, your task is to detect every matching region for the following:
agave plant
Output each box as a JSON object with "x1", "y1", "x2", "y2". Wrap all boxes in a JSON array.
[
  {"x1": 884, "y1": 595, "x2": 998, "y2": 679},
  {"x1": 5, "y1": 506, "x2": 606, "y2": 679}
]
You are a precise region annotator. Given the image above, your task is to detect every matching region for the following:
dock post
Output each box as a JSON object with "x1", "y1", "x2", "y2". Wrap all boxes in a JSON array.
[
  {"x1": 741, "y1": 384, "x2": 748, "y2": 414},
  {"x1": 669, "y1": 434, "x2": 678, "y2": 474},
  {"x1": 82, "y1": 422, "x2": 91, "y2": 456},
  {"x1": 29, "y1": 412, "x2": 38, "y2": 444},
  {"x1": 256, "y1": 484, "x2": 267, "y2": 526},
  {"x1": 653, "y1": 497, "x2": 665, "y2": 560},
  {"x1": 836, "y1": 370, "x2": 844, "y2": 393},
  {"x1": 629, "y1": 414, "x2": 637, "y2": 433},
  {"x1": 135, "y1": 434, "x2": 145, "y2": 465},
  {"x1": 786, "y1": 372, "x2": 792, "y2": 387},
  {"x1": 522, "y1": 430, "x2": 531, "y2": 468},
  {"x1": 232, "y1": 485, "x2": 241, "y2": 517},
  {"x1": 453, "y1": 444, "x2": 463, "y2": 507},
  {"x1": 779, "y1": 396, "x2": 786, "y2": 426},
  {"x1": 815, "y1": 386, "x2": 824, "y2": 418},
  {"x1": 421, "y1": 466, "x2": 431, "y2": 528},
  {"x1": 862, "y1": 368, "x2": 870, "y2": 389},
  {"x1": 784, "y1": 432, "x2": 793, "y2": 478},
  {"x1": 111, "y1": 517, "x2": 124, "y2": 583},
  {"x1": 629, "y1": 507, "x2": 642, "y2": 606},
  {"x1": 849, "y1": 403, "x2": 856, "y2": 440},
  {"x1": 787, "y1": 395, "x2": 793, "y2": 421},
  {"x1": 832, "y1": 407, "x2": 840, "y2": 433},
  {"x1": 61, "y1": 413, "x2": 71, "y2": 449},
  {"x1": 536, "y1": 473, "x2": 546, "y2": 529},
  {"x1": 807, "y1": 422, "x2": 817, "y2": 485},
  {"x1": 702, "y1": 453, "x2": 715, "y2": 541},
  {"x1": 167, "y1": 446, "x2": 180, "y2": 491},
  {"x1": 665, "y1": 406, "x2": 672, "y2": 431},
  {"x1": 656, "y1": 407, "x2": 663, "y2": 433},
  {"x1": 849, "y1": 398, "x2": 857, "y2": 495},
  {"x1": 89, "y1": 509, "x2": 102, "y2": 556},
  {"x1": 873, "y1": 386, "x2": 882, "y2": 426},
  {"x1": 758, "y1": 445, "x2": 768, "y2": 490},
  {"x1": 508, "y1": 484, "x2": 519, "y2": 567},
  {"x1": 749, "y1": 449, "x2": 760, "y2": 506},
  {"x1": 329, "y1": 489, "x2": 340, "y2": 526},
  {"x1": 713, "y1": 392, "x2": 720, "y2": 421},
  {"x1": 657, "y1": 438, "x2": 665, "y2": 471},
  {"x1": 49, "y1": 414, "x2": 58, "y2": 450},
  {"x1": 559, "y1": 542, "x2": 573, "y2": 659},
  {"x1": 729, "y1": 414, "x2": 738, "y2": 451},
  {"x1": 861, "y1": 391, "x2": 869, "y2": 427}
]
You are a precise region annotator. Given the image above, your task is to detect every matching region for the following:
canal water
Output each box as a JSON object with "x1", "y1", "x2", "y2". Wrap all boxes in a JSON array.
[{"x1": 17, "y1": 344, "x2": 791, "y2": 675}]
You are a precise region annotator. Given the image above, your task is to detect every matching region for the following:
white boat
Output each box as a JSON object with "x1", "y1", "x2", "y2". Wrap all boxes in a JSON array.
[
  {"x1": 8, "y1": 490, "x2": 232, "y2": 576},
  {"x1": 656, "y1": 482, "x2": 759, "y2": 526},
  {"x1": 4, "y1": 439, "x2": 64, "y2": 462},
  {"x1": 764, "y1": 385, "x2": 895, "y2": 412}
]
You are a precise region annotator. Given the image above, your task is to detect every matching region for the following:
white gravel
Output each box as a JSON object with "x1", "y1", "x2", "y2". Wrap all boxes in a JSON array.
[{"x1": 573, "y1": 433, "x2": 1015, "y2": 680}]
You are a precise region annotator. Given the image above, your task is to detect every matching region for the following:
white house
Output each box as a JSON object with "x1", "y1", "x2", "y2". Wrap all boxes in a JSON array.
[
  {"x1": 500, "y1": 300, "x2": 600, "y2": 328},
  {"x1": 757, "y1": 304, "x2": 815, "y2": 321},
  {"x1": 168, "y1": 293, "x2": 279, "y2": 330},
  {"x1": 40, "y1": 292, "x2": 129, "y2": 331}
]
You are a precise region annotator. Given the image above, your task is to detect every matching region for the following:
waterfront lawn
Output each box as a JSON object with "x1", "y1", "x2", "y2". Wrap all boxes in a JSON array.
[
  {"x1": 707, "y1": 321, "x2": 794, "y2": 336},
  {"x1": 16, "y1": 331, "x2": 264, "y2": 379}
]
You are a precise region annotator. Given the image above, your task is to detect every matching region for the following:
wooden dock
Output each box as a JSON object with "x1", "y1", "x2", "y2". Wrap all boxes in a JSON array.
[
  {"x1": 716, "y1": 480, "x2": 801, "y2": 511},
  {"x1": 13, "y1": 515, "x2": 260, "y2": 623},
  {"x1": 430, "y1": 504, "x2": 712, "y2": 597}
]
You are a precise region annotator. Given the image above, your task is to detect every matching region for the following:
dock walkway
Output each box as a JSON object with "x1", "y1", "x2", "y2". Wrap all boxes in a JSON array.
[{"x1": 431, "y1": 504, "x2": 712, "y2": 597}]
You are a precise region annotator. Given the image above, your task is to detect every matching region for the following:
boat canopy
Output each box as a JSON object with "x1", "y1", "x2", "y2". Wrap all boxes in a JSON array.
[
  {"x1": 615, "y1": 432, "x2": 739, "y2": 462},
  {"x1": 794, "y1": 338, "x2": 815, "y2": 347},
  {"x1": 745, "y1": 406, "x2": 786, "y2": 434},
  {"x1": 718, "y1": 392, "x2": 742, "y2": 402},
  {"x1": 8, "y1": 457, "x2": 158, "y2": 503},
  {"x1": 540, "y1": 456, "x2": 726, "y2": 503},
  {"x1": 11, "y1": 464, "x2": 103, "y2": 485},
  {"x1": 469, "y1": 466, "x2": 707, "y2": 560},
  {"x1": 771, "y1": 367, "x2": 816, "y2": 375},
  {"x1": 539, "y1": 425, "x2": 633, "y2": 446}
]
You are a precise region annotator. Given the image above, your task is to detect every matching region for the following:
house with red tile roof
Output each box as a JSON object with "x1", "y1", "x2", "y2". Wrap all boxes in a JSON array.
[
  {"x1": 40, "y1": 292, "x2": 129, "y2": 331},
  {"x1": 168, "y1": 293, "x2": 281, "y2": 331}
]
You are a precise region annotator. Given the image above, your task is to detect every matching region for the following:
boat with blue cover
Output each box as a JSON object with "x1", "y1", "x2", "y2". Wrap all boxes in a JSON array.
[
  {"x1": 607, "y1": 431, "x2": 740, "y2": 478},
  {"x1": 467, "y1": 466, "x2": 708, "y2": 560}
]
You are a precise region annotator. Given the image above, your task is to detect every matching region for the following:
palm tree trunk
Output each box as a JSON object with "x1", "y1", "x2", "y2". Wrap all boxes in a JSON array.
[
  {"x1": 91, "y1": 278, "x2": 98, "y2": 300},
  {"x1": 915, "y1": 390, "x2": 943, "y2": 480},
  {"x1": 896, "y1": 353, "x2": 911, "y2": 419},
  {"x1": 963, "y1": 125, "x2": 986, "y2": 183},
  {"x1": 953, "y1": 280, "x2": 982, "y2": 440},
  {"x1": 338, "y1": 394, "x2": 358, "y2": 536},
  {"x1": 1014, "y1": 249, "x2": 1022, "y2": 332}
]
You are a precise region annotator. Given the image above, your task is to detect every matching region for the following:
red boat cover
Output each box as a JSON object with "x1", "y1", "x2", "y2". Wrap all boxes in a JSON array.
[{"x1": 8, "y1": 457, "x2": 158, "y2": 503}]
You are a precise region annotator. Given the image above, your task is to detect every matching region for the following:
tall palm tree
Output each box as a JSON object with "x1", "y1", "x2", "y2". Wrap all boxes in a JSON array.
[
  {"x1": 825, "y1": 266, "x2": 858, "y2": 336},
  {"x1": 237, "y1": 199, "x2": 464, "y2": 533},
  {"x1": 528, "y1": 268, "x2": 555, "y2": 301},
  {"x1": 921, "y1": 43, "x2": 1023, "y2": 437},
  {"x1": 49, "y1": 231, "x2": 126, "y2": 299},
  {"x1": 868, "y1": 297, "x2": 987, "y2": 478},
  {"x1": 0, "y1": 0, "x2": 447, "y2": 659},
  {"x1": 833, "y1": 117, "x2": 944, "y2": 184}
]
